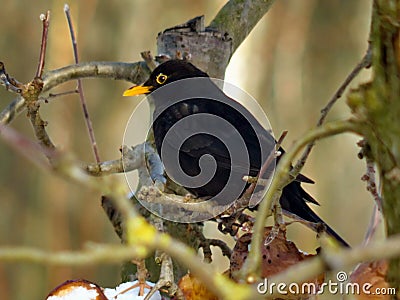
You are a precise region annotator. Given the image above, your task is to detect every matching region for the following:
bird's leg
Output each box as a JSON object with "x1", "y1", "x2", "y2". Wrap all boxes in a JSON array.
[
  {"x1": 264, "y1": 197, "x2": 286, "y2": 246},
  {"x1": 136, "y1": 259, "x2": 152, "y2": 296},
  {"x1": 272, "y1": 199, "x2": 285, "y2": 228},
  {"x1": 113, "y1": 259, "x2": 152, "y2": 297},
  {"x1": 199, "y1": 238, "x2": 232, "y2": 263},
  {"x1": 145, "y1": 251, "x2": 183, "y2": 300},
  {"x1": 216, "y1": 211, "x2": 255, "y2": 237}
]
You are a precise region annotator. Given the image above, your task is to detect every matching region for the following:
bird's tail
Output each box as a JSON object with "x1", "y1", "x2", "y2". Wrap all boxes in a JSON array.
[{"x1": 280, "y1": 182, "x2": 350, "y2": 248}]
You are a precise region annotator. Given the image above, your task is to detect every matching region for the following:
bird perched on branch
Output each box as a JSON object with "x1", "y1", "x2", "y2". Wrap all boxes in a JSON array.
[{"x1": 124, "y1": 59, "x2": 349, "y2": 247}]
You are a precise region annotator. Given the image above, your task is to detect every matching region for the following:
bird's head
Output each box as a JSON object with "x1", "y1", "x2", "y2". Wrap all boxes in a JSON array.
[{"x1": 123, "y1": 59, "x2": 208, "y2": 97}]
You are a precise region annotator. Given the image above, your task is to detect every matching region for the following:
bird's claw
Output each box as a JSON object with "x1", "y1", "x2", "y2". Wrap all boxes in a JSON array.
[{"x1": 144, "y1": 252, "x2": 182, "y2": 300}]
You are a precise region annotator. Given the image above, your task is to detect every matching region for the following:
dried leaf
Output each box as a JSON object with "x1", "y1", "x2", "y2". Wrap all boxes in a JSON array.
[
  {"x1": 230, "y1": 226, "x2": 324, "y2": 298},
  {"x1": 351, "y1": 260, "x2": 392, "y2": 300},
  {"x1": 178, "y1": 273, "x2": 218, "y2": 300}
]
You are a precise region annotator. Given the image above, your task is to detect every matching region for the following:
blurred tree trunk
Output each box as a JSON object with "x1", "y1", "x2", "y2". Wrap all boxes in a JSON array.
[{"x1": 349, "y1": 0, "x2": 400, "y2": 291}]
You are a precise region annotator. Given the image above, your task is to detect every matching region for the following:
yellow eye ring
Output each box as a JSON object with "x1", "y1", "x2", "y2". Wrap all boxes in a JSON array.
[{"x1": 156, "y1": 73, "x2": 168, "y2": 85}]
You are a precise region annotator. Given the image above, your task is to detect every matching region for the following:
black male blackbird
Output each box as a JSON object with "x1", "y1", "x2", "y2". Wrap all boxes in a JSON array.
[{"x1": 124, "y1": 59, "x2": 349, "y2": 247}]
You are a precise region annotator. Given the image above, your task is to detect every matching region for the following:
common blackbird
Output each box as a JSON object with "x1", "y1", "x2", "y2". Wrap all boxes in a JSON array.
[{"x1": 124, "y1": 59, "x2": 349, "y2": 247}]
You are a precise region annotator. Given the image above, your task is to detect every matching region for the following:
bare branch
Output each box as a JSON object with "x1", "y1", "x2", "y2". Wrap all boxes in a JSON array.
[
  {"x1": 85, "y1": 143, "x2": 165, "y2": 179},
  {"x1": 42, "y1": 61, "x2": 150, "y2": 92}
]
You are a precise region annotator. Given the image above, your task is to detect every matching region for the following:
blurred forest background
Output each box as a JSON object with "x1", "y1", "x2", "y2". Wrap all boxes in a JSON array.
[{"x1": 0, "y1": 1, "x2": 376, "y2": 299}]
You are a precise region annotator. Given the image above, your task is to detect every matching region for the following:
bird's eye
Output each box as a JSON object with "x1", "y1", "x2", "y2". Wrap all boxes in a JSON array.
[{"x1": 156, "y1": 73, "x2": 168, "y2": 85}]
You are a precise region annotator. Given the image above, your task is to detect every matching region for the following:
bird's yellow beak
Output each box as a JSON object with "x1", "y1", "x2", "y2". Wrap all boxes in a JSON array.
[{"x1": 123, "y1": 85, "x2": 153, "y2": 97}]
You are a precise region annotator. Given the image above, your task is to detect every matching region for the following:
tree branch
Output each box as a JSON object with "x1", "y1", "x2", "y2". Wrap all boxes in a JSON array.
[
  {"x1": 0, "y1": 61, "x2": 150, "y2": 126},
  {"x1": 208, "y1": 0, "x2": 276, "y2": 54},
  {"x1": 42, "y1": 61, "x2": 150, "y2": 93}
]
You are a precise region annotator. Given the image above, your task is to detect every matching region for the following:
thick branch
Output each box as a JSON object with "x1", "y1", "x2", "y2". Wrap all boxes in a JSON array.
[
  {"x1": 208, "y1": 0, "x2": 276, "y2": 53},
  {"x1": 346, "y1": 0, "x2": 400, "y2": 289}
]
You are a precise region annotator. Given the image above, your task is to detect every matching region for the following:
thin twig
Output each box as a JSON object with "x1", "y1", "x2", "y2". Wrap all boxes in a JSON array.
[
  {"x1": 36, "y1": 11, "x2": 50, "y2": 78},
  {"x1": 47, "y1": 89, "x2": 78, "y2": 98},
  {"x1": 0, "y1": 62, "x2": 24, "y2": 94},
  {"x1": 64, "y1": 4, "x2": 101, "y2": 163},
  {"x1": 362, "y1": 204, "x2": 381, "y2": 246},
  {"x1": 361, "y1": 157, "x2": 383, "y2": 245},
  {"x1": 362, "y1": 157, "x2": 383, "y2": 212},
  {"x1": 319, "y1": 45, "x2": 372, "y2": 127},
  {"x1": 0, "y1": 124, "x2": 53, "y2": 170},
  {"x1": 293, "y1": 44, "x2": 372, "y2": 174}
]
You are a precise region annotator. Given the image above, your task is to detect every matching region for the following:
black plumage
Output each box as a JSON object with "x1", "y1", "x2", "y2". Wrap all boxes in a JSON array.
[{"x1": 124, "y1": 59, "x2": 349, "y2": 247}]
